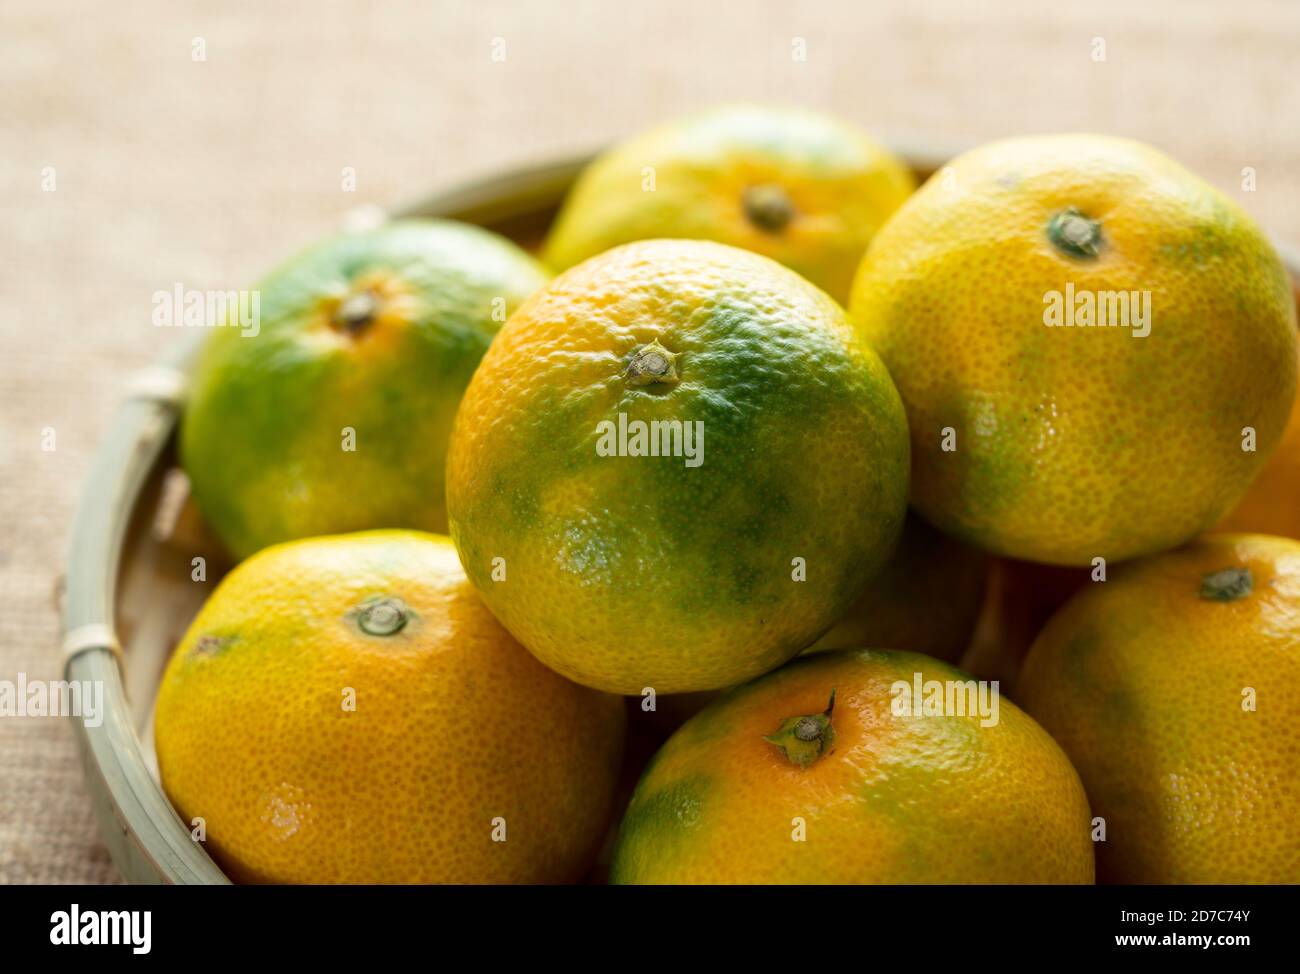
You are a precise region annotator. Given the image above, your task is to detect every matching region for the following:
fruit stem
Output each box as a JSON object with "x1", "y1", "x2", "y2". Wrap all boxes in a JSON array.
[
  {"x1": 355, "y1": 596, "x2": 410, "y2": 636},
  {"x1": 1199, "y1": 567, "x2": 1253, "y2": 602},
  {"x1": 335, "y1": 290, "x2": 379, "y2": 333},
  {"x1": 1047, "y1": 208, "x2": 1103, "y2": 259},
  {"x1": 743, "y1": 184, "x2": 795, "y2": 233},
  {"x1": 625, "y1": 340, "x2": 680, "y2": 387},
  {"x1": 764, "y1": 689, "x2": 836, "y2": 768}
]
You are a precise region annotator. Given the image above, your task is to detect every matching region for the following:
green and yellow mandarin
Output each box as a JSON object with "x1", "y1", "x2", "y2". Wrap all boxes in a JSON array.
[
  {"x1": 611, "y1": 649, "x2": 1094, "y2": 884},
  {"x1": 446, "y1": 240, "x2": 911, "y2": 694},
  {"x1": 181, "y1": 219, "x2": 550, "y2": 559},
  {"x1": 851, "y1": 134, "x2": 1297, "y2": 565},
  {"x1": 543, "y1": 104, "x2": 916, "y2": 304}
]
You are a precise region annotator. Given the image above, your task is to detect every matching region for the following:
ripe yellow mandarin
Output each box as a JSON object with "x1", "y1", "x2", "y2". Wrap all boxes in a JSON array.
[
  {"x1": 154, "y1": 531, "x2": 625, "y2": 884},
  {"x1": 1017, "y1": 534, "x2": 1300, "y2": 883}
]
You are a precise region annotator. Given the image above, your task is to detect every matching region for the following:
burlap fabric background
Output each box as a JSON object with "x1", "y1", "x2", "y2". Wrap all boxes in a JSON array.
[{"x1": 3, "y1": 0, "x2": 1299, "y2": 883}]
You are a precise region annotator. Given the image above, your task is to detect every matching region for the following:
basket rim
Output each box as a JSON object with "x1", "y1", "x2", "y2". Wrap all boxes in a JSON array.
[{"x1": 60, "y1": 140, "x2": 1300, "y2": 884}]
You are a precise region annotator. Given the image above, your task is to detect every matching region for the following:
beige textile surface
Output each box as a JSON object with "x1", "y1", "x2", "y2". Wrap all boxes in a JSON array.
[{"x1": 3, "y1": 0, "x2": 1299, "y2": 883}]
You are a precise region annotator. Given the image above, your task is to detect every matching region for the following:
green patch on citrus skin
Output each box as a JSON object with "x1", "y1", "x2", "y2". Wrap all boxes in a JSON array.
[
  {"x1": 608, "y1": 775, "x2": 713, "y2": 884},
  {"x1": 1099, "y1": 686, "x2": 1141, "y2": 727},
  {"x1": 181, "y1": 220, "x2": 549, "y2": 559},
  {"x1": 1029, "y1": 603, "x2": 1143, "y2": 735},
  {"x1": 857, "y1": 762, "x2": 955, "y2": 880},
  {"x1": 1061, "y1": 629, "x2": 1101, "y2": 691},
  {"x1": 916, "y1": 387, "x2": 1029, "y2": 549},
  {"x1": 1154, "y1": 195, "x2": 1244, "y2": 269}
]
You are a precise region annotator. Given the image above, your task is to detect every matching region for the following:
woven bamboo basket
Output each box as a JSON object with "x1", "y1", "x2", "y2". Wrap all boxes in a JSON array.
[{"x1": 60, "y1": 142, "x2": 1300, "y2": 883}]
